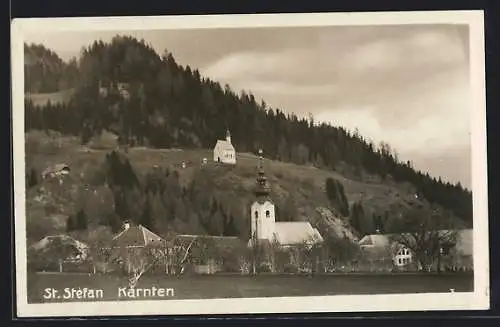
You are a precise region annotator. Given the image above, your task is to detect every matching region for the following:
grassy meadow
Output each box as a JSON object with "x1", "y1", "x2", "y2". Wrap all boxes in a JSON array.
[{"x1": 27, "y1": 272, "x2": 474, "y2": 303}]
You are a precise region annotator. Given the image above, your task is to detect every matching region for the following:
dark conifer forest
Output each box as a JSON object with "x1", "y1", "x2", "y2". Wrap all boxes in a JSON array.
[{"x1": 24, "y1": 36, "x2": 473, "y2": 229}]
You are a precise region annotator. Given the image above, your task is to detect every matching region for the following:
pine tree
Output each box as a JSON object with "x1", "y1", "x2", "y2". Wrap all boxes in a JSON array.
[
  {"x1": 140, "y1": 195, "x2": 153, "y2": 230},
  {"x1": 66, "y1": 215, "x2": 75, "y2": 232},
  {"x1": 75, "y1": 209, "x2": 88, "y2": 230},
  {"x1": 350, "y1": 202, "x2": 364, "y2": 234},
  {"x1": 28, "y1": 167, "x2": 38, "y2": 188}
]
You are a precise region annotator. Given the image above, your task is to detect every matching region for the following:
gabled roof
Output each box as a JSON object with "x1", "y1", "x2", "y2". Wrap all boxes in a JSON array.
[
  {"x1": 274, "y1": 222, "x2": 324, "y2": 246},
  {"x1": 29, "y1": 234, "x2": 88, "y2": 262},
  {"x1": 359, "y1": 234, "x2": 391, "y2": 248},
  {"x1": 214, "y1": 140, "x2": 235, "y2": 151},
  {"x1": 42, "y1": 163, "x2": 70, "y2": 176},
  {"x1": 111, "y1": 225, "x2": 165, "y2": 247}
]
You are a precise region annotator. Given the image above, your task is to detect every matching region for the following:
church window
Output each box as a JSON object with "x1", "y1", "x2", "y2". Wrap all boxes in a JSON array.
[
  {"x1": 254, "y1": 211, "x2": 258, "y2": 218},
  {"x1": 266, "y1": 210, "x2": 270, "y2": 218}
]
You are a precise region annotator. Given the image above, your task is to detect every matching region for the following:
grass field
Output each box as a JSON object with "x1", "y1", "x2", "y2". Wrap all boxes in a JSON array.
[
  {"x1": 27, "y1": 272, "x2": 474, "y2": 303},
  {"x1": 25, "y1": 89, "x2": 75, "y2": 107}
]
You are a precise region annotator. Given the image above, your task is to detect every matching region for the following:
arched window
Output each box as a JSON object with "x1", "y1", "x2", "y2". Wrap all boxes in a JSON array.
[
  {"x1": 254, "y1": 211, "x2": 258, "y2": 218},
  {"x1": 265, "y1": 210, "x2": 270, "y2": 218}
]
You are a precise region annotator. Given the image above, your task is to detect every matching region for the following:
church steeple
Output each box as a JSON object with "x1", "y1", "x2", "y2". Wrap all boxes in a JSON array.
[
  {"x1": 225, "y1": 129, "x2": 231, "y2": 143},
  {"x1": 254, "y1": 149, "x2": 271, "y2": 199}
]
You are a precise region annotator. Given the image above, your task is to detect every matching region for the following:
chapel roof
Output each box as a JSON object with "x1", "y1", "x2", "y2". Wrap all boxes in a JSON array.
[{"x1": 214, "y1": 140, "x2": 235, "y2": 151}]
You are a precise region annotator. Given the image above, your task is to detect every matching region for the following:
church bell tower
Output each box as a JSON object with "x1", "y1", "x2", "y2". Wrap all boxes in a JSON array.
[{"x1": 250, "y1": 149, "x2": 276, "y2": 242}]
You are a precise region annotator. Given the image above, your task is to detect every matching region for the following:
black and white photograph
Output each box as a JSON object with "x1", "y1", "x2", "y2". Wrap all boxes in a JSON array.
[{"x1": 11, "y1": 11, "x2": 489, "y2": 317}]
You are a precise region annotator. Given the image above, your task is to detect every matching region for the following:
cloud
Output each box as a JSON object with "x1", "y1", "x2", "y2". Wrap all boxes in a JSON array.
[{"x1": 199, "y1": 26, "x2": 470, "y2": 187}]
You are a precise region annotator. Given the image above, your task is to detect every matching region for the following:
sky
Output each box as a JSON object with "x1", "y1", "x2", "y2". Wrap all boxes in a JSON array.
[{"x1": 24, "y1": 24, "x2": 472, "y2": 189}]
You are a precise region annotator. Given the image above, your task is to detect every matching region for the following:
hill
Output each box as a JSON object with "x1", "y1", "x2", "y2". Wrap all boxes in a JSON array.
[
  {"x1": 25, "y1": 130, "x2": 468, "y2": 263},
  {"x1": 23, "y1": 36, "x2": 473, "y2": 256},
  {"x1": 24, "y1": 43, "x2": 78, "y2": 95}
]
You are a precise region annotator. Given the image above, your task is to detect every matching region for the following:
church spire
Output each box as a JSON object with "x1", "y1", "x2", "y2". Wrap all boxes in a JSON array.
[
  {"x1": 254, "y1": 149, "x2": 271, "y2": 199},
  {"x1": 225, "y1": 129, "x2": 231, "y2": 143}
]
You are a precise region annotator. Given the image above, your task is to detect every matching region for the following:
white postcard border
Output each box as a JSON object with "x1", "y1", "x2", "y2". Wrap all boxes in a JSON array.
[{"x1": 11, "y1": 10, "x2": 489, "y2": 317}]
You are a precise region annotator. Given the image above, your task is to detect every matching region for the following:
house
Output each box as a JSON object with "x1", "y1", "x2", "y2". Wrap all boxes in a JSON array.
[
  {"x1": 98, "y1": 81, "x2": 109, "y2": 97},
  {"x1": 116, "y1": 82, "x2": 130, "y2": 100},
  {"x1": 28, "y1": 235, "x2": 89, "y2": 272},
  {"x1": 111, "y1": 221, "x2": 164, "y2": 247},
  {"x1": 98, "y1": 81, "x2": 130, "y2": 100},
  {"x1": 248, "y1": 150, "x2": 324, "y2": 249},
  {"x1": 109, "y1": 221, "x2": 167, "y2": 274},
  {"x1": 358, "y1": 229, "x2": 473, "y2": 271},
  {"x1": 172, "y1": 234, "x2": 246, "y2": 274},
  {"x1": 213, "y1": 129, "x2": 236, "y2": 164},
  {"x1": 42, "y1": 163, "x2": 70, "y2": 179}
]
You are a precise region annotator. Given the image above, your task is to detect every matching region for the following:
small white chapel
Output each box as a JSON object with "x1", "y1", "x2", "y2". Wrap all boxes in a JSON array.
[
  {"x1": 248, "y1": 150, "x2": 324, "y2": 248},
  {"x1": 213, "y1": 129, "x2": 236, "y2": 165}
]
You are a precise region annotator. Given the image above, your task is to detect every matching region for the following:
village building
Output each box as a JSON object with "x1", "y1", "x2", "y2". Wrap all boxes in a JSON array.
[
  {"x1": 98, "y1": 80, "x2": 130, "y2": 100},
  {"x1": 111, "y1": 221, "x2": 165, "y2": 248},
  {"x1": 108, "y1": 221, "x2": 167, "y2": 274},
  {"x1": 117, "y1": 82, "x2": 131, "y2": 100},
  {"x1": 213, "y1": 129, "x2": 236, "y2": 165},
  {"x1": 358, "y1": 229, "x2": 473, "y2": 271},
  {"x1": 248, "y1": 150, "x2": 324, "y2": 248},
  {"x1": 28, "y1": 235, "x2": 88, "y2": 273},
  {"x1": 172, "y1": 234, "x2": 245, "y2": 274},
  {"x1": 42, "y1": 163, "x2": 70, "y2": 180}
]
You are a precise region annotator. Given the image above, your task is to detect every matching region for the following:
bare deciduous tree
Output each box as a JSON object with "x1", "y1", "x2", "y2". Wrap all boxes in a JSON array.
[
  {"x1": 119, "y1": 243, "x2": 168, "y2": 288},
  {"x1": 389, "y1": 206, "x2": 458, "y2": 272}
]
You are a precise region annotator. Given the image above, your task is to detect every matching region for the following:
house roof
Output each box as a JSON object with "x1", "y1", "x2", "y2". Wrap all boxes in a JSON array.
[
  {"x1": 274, "y1": 222, "x2": 324, "y2": 246},
  {"x1": 359, "y1": 234, "x2": 391, "y2": 248},
  {"x1": 173, "y1": 234, "x2": 246, "y2": 258},
  {"x1": 42, "y1": 163, "x2": 70, "y2": 176},
  {"x1": 214, "y1": 140, "x2": 235, "y2": 151},
  {"x1": 111, "y1": 225, "x2": 165, "y2": 247},
  {"x1": 29, "y1": 234, "x2": 88, "y2": 261}
]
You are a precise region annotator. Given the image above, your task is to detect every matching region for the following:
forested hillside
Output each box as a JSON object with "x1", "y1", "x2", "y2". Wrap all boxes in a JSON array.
[
  {"x1": 24, "y1": 35, "x2": 473, "y2": 229},
  {"x1": 24, "y1": 43, "x2": 79, "y2": 93}
]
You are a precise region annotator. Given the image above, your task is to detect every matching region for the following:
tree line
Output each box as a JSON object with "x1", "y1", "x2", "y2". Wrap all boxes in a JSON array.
[{"x1": 24, "y1": 36, "x2": 472, "y2": 226}]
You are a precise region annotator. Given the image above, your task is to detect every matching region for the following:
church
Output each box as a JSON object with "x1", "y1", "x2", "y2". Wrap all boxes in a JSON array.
[
  {"x1": 213, "y1": 129, "x2": 236, "y2": 165},
  {"x1": 248, "y1": 150, "x2": 324, "y2": 248}
]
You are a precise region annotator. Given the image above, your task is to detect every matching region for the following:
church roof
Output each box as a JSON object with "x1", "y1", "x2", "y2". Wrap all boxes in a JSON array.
[
  {"x1": 111, "y1": 224, "x2": 165, "y2": 247},
  {"x1": 214, "y1": 140, "x2": 235, "y2": 151},
  {"x1": 274, "y1": 222, "x2": 324, "y2": 246}
]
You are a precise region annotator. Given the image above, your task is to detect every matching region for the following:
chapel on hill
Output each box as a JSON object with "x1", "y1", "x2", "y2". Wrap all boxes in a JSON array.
[
  {"x1": 213, "y1": 129, "x2": 236, "y2": 165},
  {"x1": 248, "y1": 150, "x2": 324, "y2": 248}
]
